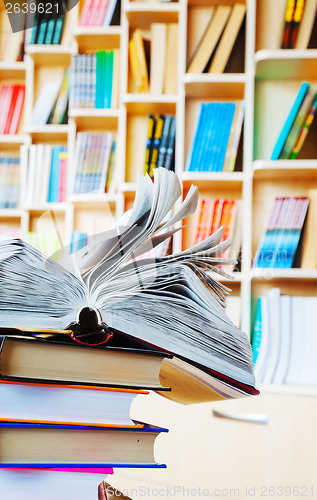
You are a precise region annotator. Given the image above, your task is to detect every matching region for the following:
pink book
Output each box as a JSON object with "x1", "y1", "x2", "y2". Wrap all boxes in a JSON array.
[
  {"x1": 8, "y1": 85, "x2": 25, "y2": 135},
  {"x1": 79, "y1": 0, "x2": 95, "y2": 26},
  {"x1": 89, "y1": 0, "x2": 108, "y2": 26},
  {"x1": 0, "y1": 85, "x2": 14, "y2": 134},
  {"x1": 58, "y1": 151, "x2": 68, "y2": 202}
]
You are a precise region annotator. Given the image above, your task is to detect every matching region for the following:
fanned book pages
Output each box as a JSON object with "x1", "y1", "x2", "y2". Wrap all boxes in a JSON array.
[{"x1": 0, "y1": 168, "x2": 256, "y2": 395}]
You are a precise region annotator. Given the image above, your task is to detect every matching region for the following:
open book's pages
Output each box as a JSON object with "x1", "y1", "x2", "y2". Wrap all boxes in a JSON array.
[{"x1": 0, "y1": 168, "x2": 256, "y2": 392}]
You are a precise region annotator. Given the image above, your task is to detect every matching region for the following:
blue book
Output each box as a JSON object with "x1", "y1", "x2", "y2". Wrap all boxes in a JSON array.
[
  {"x1": 48, "y1": 146, "x2": 63, "y2": 203},
  {"x1": 199, "y1": 102, "x2": 218, "y2": 172},
  {"x1": 185, "y1": 103, "x2": 205, "y2": 171},
  {"x1": 271, "y1": 82, "x2": 310, "y2": 160},
  {"x1": 215, "y1": 102, "x2": 236, "y2": 171},
  {"x1": 0, "y1": 420, "x2": 168, "y2": 468}
]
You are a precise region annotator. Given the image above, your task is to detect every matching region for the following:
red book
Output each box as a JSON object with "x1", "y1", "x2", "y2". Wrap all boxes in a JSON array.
[
  {"x1": 0, "y1": 85, "x2": 14, "y2": 135},
  {"x1": 8, "y1": 85, "x2": 25, "y2": 135},
  {"x1": 209, "y1": 199, "x2": 224, "y2": 235}
]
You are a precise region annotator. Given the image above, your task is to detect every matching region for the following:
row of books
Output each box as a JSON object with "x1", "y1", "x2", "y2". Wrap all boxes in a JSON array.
[
  {"x1": 185, "y1": 101, "x2": 244, "y2": 172},
  {"x1": 0, "y1": 84, "x2": 25, "y2": 135},
  {"x1": 252, "y1": 289, "x2": 317, "y2": 385},
  {"x1": 70, "y1": 51, "x2": 119, "y2": 109},
  {"x1": 281, "y1": 0, "x2": 316, "y2": 49},
  {"x1": 31, "y1": 69, "x2": 69, "y2": 126},
  {"x1": 0, "y1": 156, "x2": 20, "y2": 209},
  {"x1": 194, "y1": 198, "x2": 241, "y2": 271},
  {"x1": 24, "y1": 0, "x2": 67, "y2": 46},
  {"x1": 79, "y1": 0, "x2": 120, "y2": 27},
  {"x1": 187, "y1": 3, "x2": 246, "y2": 74},
  {"x1": 271, "y1": 81, "x2": 317, "y2": 160},
  {"x1": 129, "y1": 25, "x2": 178, "y2": 94},
  {"x1": 253, "y1": 195, "x2": 310, "y2": 269},
  {"x1": 144, "y1": 114, "x2": 176, "y2": 177},
  {"x1": 21, "y1": 145, "x2": 67, "y2": 205},
  {"x1": 72, "y1": 132, "x2": 116, "y2": 194}
]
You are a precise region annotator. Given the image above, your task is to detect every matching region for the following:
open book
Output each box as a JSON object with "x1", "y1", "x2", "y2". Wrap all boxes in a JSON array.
[{"x1": 0, "y1": 168, "x2": 255, "y2": 392}]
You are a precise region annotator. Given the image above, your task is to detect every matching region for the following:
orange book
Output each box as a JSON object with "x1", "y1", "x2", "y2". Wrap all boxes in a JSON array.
[{"x1": 210, "y1": 199, "x2": 224, "y2": 235}]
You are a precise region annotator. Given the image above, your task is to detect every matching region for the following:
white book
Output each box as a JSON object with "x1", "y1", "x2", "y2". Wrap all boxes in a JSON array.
[
  {"x1": 0, "y1": 470, "x2": 109, "y2": 500},
  {"x1": 30, "y1": 81, "x2": 61, "y2": 126},
  {"x1": 262, "y1": 288, "x2": 281, "y2": 384},
  {"x1": 273, "y1": 295, "x2": 291, "y2": 384},
  {"x1": 33, "y1": 144, "x2": 45, "y2": 204},
  {"x1": 285, "y1": 296, "x2": 304, "y2": 385},
  {"x1": 25, "y1": 145, "x2": 37, "y2": 206}
]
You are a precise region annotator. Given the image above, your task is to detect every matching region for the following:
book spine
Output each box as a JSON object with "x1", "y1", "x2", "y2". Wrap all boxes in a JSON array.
[
  {"x1": 163, "y1": 116, "x2": 176, "y2": 171},
  {"x1": 144, "y1": 115, "x2": 156, "y2": 175},
  {"x1": 148, "y1": 114, "x2": 165, "y2": 178},
  {"x1": 79, "y1": 0, "x2": 94, "y2": 26},
  {"x1": 290, "y1": 0, "x2": 306, "y2": 48},
  {"x1": 3, "y1": 85, "x2": 19, "y2": 135},
  {"x1": 281, "y1": 0, "x2": 297, "y2": 48},
  {"x1": 290, "y1": 92, "x2": 317, "y2": 159}
]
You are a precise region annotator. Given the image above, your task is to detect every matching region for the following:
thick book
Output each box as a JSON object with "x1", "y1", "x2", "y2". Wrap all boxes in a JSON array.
[
  {"x1": 0, "y1": 335, "x2": 168, "y2": 391},
  {"x1": 0, "y1": 169, "x2": 256, "y2": 393},
  {"x1": 0, "y1": 420, "x2": 168, "y2": 468},
  {"x1": 0, "y1": 379, "x2": 148, "y2": 426}
]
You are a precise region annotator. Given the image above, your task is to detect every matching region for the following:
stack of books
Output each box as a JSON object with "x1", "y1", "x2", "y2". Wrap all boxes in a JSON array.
[
  {"x1": 0, "y1": 155, "x2": 20, "y2": 209},
  {"x1": 0, "y1": 169, "x2": 258, "y2": 496},
  {"x1": 21, "y1": 144, "x2": 68, "y2": 205},
  {"x1": 271, "y1": 81, "x2": 317, "y2": 160},
  {"x1": 79, "y1": 0, "x2": 120, "y2": 27},
  {"x1": 70, "y1": 51, "x2": 119, "y2": 109},
  {"x1": 0, "y1": 84, "x2": 25, "y2": 135},
  {"x1": 72, "y1": 132, "x2": 115, "y2": 194},
  {"x1": 253, "y1": 196, "x2": 310, "y2": 269},
  {"x1": 143, "y1": 114, "x2": 176, "y2": 177},
  {"x1": 252, "y1": 289, "x2": 317, "y2": 385},
  {"x1": 185, "y1": 101, "x2": 244, "y2": 173}
]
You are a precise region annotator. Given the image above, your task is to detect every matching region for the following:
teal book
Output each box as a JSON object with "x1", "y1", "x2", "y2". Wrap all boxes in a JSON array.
[
  {"x1": 271, "y1": 81, "x2": 310, "y2": 160},
  {"x1": 185, "y1": 103, "x2": 204, "y2": 171},
  {"x1": 251, "y1": 297, "x2": 262, "y2": 365}
]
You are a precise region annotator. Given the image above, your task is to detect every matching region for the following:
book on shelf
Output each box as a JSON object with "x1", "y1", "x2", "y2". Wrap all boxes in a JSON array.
[
  {"x1": 144, "y1": 115, "x2": 176, "y2": 177},
  {"x1": 0, "y1": 155, "x2": 20, "y2": 209},
  {"x1": 72, "y1": 132, "x2": 114, "y2": 194},
  {"x1": 253, "y1": 196, "x2": 310, "y2": 269},
  {"x1": 194, "y1": 197, "x2": 242, "y2": 273},
  {"x1": 0, "y1": 169, "x2": 257, "y2": 399},
  {"x1": 300, "y1": 189, "x2": 317, "y2": 269},
  {"x1": 79, "y1": 0, "x2": 120, "y2": 27},
  {"x1": 150, "y1": 23, "x2": 167, "y2": 95},
  {"x1": 0, "y1": 379, "x2": 148, "y2": 426},
  {"x1": 0, "y1": 419, "x2": 167, "y2": 468},
  {"x1": 185, "y1": 101, "x2": 244, "y2": 172},
  {"x1": 129, "y1": 29, "x2": 150, "y2": 93},
  {"x1": 271, "y1": 82, "x2": 317, "y2": 160},
  {"x1": 294, "y1": 0, "x2": 317, "y2": 49},
  {"x1": 252, "y1": 290, "x2": 317, "y2": 385},
  {"x1": 25, "y1": 0, "x2": 67, "y2": 45},
  {"x1": 30, "y1": 70, "x2": 69, "y2": 127},
  {"x1": 0, "y1": 84, "x2": 25, "y2": 135},
  {"x1": 187, "y1": 3, "x2": 245, "y2": 74},
  {"x1": 0, "y1": 469, "x2": 112, "y2": 500},
  {"x1": 21, "y1": 144, "x2": 67, "y2": 205},
  {"x1": 70, "y1": 51, "x2": 119, "y2": 109},
  {"x1": 164, "y1": 23, "x2": 178, "y2": 94}
]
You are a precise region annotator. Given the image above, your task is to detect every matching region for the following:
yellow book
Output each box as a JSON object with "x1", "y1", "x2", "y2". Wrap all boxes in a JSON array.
[
  {"x1": 130, "y1": 29, "x2": 149, "y2": 93},
  {"x1": 163, "y1": 23, "x2": 178, "y2": 94},
  {"x1": 301, "y1": 189, "x2": 317, "y2": 269}
]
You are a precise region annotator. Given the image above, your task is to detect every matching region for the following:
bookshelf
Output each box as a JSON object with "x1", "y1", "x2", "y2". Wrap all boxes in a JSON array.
[
  {"x1": 1, "y1": 0, "x2": 317, "y2": 494},
  {"x1": 0, "y1": 0, "x2": 315, "y2": 392}
]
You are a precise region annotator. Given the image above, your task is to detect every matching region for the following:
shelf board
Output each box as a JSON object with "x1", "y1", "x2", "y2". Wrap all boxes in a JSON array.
[
  {"x1": 120, "y1": 182, "x2": 137, "y2": 194},
  {"x1": 253, "y1": 160, "x2": 317, "y2": 180},
  {"x1": 184, "y1": 73, "x2": 246, "y2": 99},
  {"x1": 124, "y1": 94, "x2": 178, "y2": 113},
  {"x1": 255, "y1": 50, "x2": 317, "y2": 80},
  {"x1": 181, "y1": 171, "x2": 245, "y2": 190},
  {"x1": 0, "y1": 134, "x2": 30, "y2": 146},
  {"x1": 0, "y1": 209, "x2": 25, "y2": 218},
  {"x1": 125, "y1": 2, "x2": 179, "y2": 27},
  {"x1": 69, "y1": 108, "x2": 120, "y2": 129},
  {"x1": 0, "y1": 62, "x2": 27, "y2": 80},
  {"x1": 25, "y1": 125, "x2": 70, "y2": 141},
  {"x1": 73, "y1": 26, "x2": 121, "y2": 51},
  {"x1": 251, "y1": 269, "x2": 317, "y2": 281},
  {"x1": 70, "y1": 194, "x2": 119, "y2": 204},
  {"x1": 23, "y1": 203, "x2": 70, "y2": 212},
  {"x1": 25, "y1": 45, "x2": 76, "y2": 66},
  {"x1": 259, "y1": 384, "x2": 317, "y2": 398}
]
